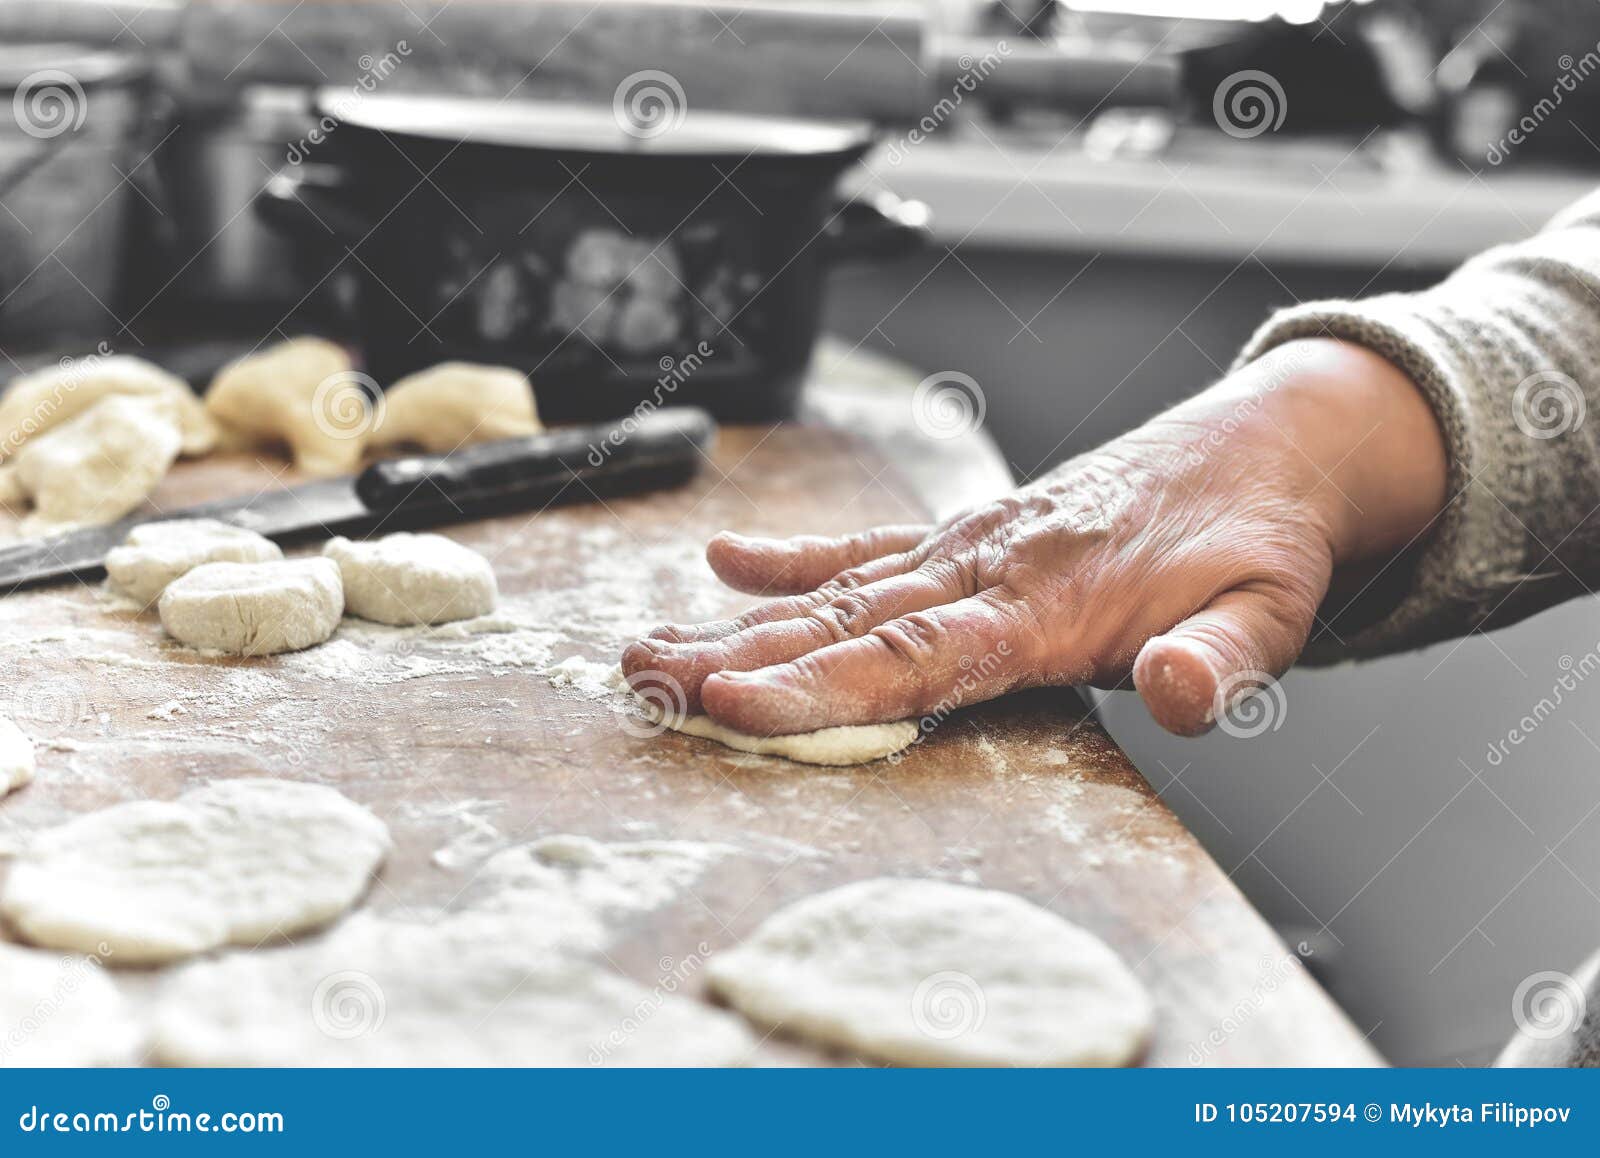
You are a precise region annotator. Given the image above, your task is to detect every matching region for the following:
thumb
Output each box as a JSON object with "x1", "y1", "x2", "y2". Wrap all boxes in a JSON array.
[
  {"x1": 1132, "y1": 584, "x2": 1317, "y2": 737},
  {"x1": 705, "y1": 524, "x2": 931, "y2": 595}
]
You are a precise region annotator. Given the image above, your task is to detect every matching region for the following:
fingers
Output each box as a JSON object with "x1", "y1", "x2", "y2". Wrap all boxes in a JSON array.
[
  {"x1": 1131, "y1": 584, "x2": 1316, "y2": 737},
  {"x1": 705, "y1": 525, "x2": 931, "y2": 596},
  {"x1": 645, "y1": 543, "x2": 926, "y2": 647},
  {"x1": 698, "y1": 594, "x2": 1032, "y2": 735},
  {"x1": 623, "y1": 565, "x2": 969, "y2": 712}
]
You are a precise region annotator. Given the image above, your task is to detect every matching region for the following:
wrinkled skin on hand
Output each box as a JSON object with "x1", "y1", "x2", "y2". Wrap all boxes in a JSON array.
[{"x1": 622, "y1": 340, "x2": 1447, "y2": 737}]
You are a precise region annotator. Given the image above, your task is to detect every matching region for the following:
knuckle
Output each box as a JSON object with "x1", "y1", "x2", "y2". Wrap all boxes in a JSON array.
[
  {"x1": 871, "y1": 611, "x2": 949, "y2": 669},
  {"x1": 808, "y1": 593, "x2": 877, "y2": 643}
]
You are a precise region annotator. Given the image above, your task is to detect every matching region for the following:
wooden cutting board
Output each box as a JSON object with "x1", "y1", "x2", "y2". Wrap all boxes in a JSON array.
[{"x1": 0, "y1": 422, "x2": 1379, "y2": 1066}]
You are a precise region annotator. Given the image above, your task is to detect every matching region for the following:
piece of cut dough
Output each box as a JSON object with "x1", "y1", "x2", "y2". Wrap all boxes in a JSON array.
[
  {"x1": 0, "y1": 715, "x2": 33, "y2": 798},
  {"x1": 153, "y1": 910, "x2": 756, "y2": 1066},
  {"x1": 11, "y1": 394, "x2": 183, "y2": 533},
  {"x1": 205, "y1": 337, "x2": 370, "y2": 476},
  {"x1": 106, "y1": 518, "x2": 283, "y2": 606},
  {"x1": 323, "y1": 533, "x2": 496, "y2": 626},
  {"x1": 0, "y1": 943, "x2": 143, "y2": 1066},
  {"x1": 625, "y1": 677, "x2": 917, "y2": 766},
  {"x1": 707, "y1": 878, "x2": 1154, "y2": 1066},
  {"x1": 0, "y1": 354, "x2": 215, "y2": 460},
  {"x1": 369, "y1": 361, "x2": 541, "y2": 453},
  {"x1": 0, "y1": 779, "x2": 390, "y2": 966},
  {"x1": 159, "y1": 557, "x2": 343, "y2": 655}
]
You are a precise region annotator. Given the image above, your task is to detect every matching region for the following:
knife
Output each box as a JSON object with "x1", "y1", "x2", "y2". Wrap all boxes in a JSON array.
[{"x1": 0, "y1": 406, "x2": 716, "y2": 591}]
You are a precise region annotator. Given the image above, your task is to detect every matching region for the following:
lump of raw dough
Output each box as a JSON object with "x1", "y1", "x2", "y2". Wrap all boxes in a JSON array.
[
  {"x1": 622, "y1": 675, "x2": 917, "y2": 766},
  {"x1": 0, "y1": 354, "x2": 215, "y2": 460},
  {"x1": 0, "y1": 716, "x2": 34, "y2": 798},
  {"x1": 706, "y1": 877, "x2": 1154, "y2": 1066},
  {"x1": 152, "y1": 910, "x2": 756, "y2": 1066},
  {"x1": 369, "y1": 362, "x2": 541, "y2": 453},
  {"x1": 159, "y1": 557, "x2": 343, "y2": 655},
  {"x1": 0, "y1": 779, "x2": 390, "y2": 966},
  {"x1": 205, "y1": 337, "x2": 371, "y2": 476},
  {"x1": 105, "y1": 518, "x2": 283, "y2": 606},
  {"x1": 0, "y1": 943, "x2": 143, "y2": 1066},
  {"x1": 323, "y1": 532, "x2": 495, "y2": 626},
  {"x1": 9, "y1": 394, "x2": 182, "y2": 533}
]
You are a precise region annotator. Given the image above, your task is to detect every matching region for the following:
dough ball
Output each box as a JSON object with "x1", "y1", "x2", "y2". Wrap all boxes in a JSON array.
[
  {"x1": 0, "y1": 943, "x2": 143, "y2": 1065},
  {"x1": 12, "y1": 394, "x2": 183, "y2": 533},
  {"x1": 369, "y1": 362, "x2": 541, "y2": 453},
  {"x1": 323, "y1": 533, "x2": 495, "y2": 626},
  {"x1": 0, "y1": 779, "x2": 390, "y2": 966},
  {"x1": 159, "y1": 557, "x2": 343, "y2": 655},
  {"x1": 205, "y1": 337, "x2": 373, "y2": 477},
  {"x1": 105, "y1": 518, "x2": 283, "y2": 606},
  {"x1": 153, "y1": 911, "x2": 756, "y2": 1066},
  {"x1": 707, "y1": 878, "x2": 1154, "y2": 1066},
  {"x1": 0, "y1": 354, "x2": 216, "y2": 460},
  {"x1": 0, "y1": 715, "x2": 34, "y2": 798}
]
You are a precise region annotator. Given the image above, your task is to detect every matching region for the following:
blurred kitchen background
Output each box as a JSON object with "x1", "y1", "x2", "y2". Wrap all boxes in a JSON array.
[{"x1": 4, "y1": 0, "x2": 1600, "y2": 1065}]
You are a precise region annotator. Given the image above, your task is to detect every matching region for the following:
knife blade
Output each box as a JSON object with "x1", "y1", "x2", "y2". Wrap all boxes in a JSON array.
[{"x1": 0, "y1": 406, "x2": 716, "y2": 592}]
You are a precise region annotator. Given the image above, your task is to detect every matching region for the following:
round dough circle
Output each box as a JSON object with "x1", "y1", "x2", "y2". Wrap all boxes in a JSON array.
[
  {"x1": 707, "y1": 878, "x2": 1154, "y2": 1066},
  {"x1": 0, "y1": 943, "x2": 143, "y2": 1066},
  {"x1": 106, "y1": 518, "x2": 283, "y2": 605},
  {"x1": 0, "y1": 715, "x2": 33, "y2": 799},
  {"x1": 0, "y1": 779, "x2": 390, "y2": 965},
  {"x1": 323, "y1": 532, "x2": 496, "y2": 626},
  {"x1": 159, "y1": 557, "x2": 343, "y2": 655},
  {"x1": 154, "y1": 911, "x2": 756, "y2": 1066}
]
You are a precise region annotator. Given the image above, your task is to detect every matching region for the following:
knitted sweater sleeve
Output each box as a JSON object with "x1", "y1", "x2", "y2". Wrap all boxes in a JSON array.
[{"x1": 1233, "y1": 189, "x2": 1600, "y2": 663}]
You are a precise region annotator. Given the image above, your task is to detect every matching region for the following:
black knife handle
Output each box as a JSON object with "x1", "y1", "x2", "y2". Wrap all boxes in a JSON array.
[{"x1": 354, "y1": 406, "x2": 716, "y2": 513}]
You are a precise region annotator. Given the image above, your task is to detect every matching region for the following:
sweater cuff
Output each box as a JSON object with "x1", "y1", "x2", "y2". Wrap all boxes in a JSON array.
[{"x1": 1231, "y1": 296, "x2": 1519, "y2": 664}]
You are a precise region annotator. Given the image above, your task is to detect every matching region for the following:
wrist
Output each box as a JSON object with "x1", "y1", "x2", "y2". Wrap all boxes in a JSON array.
[{"x1": 1242, "y1": 338, "x2": 1449, "y2": 564}]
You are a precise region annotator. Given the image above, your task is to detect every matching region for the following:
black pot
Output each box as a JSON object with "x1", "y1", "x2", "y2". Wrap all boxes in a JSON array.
[{"x1": 257, "y1": 92, "x2": 930, "y2": 423}]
